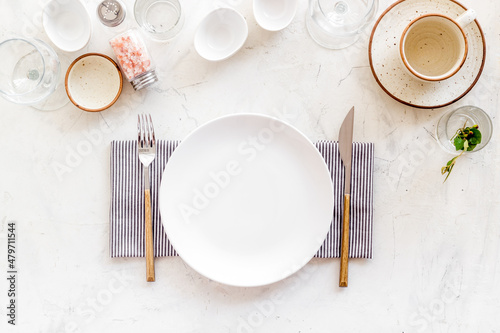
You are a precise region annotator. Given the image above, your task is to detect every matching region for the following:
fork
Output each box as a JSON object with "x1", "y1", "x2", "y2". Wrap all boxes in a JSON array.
[{"x1": 138, "y1": 114, "x2": 156, "y2": 282}]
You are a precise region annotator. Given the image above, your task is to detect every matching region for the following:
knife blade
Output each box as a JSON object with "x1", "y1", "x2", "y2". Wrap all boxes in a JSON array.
[{"x1": 338, "y1": 106, "x2": 354, "y2": 287}]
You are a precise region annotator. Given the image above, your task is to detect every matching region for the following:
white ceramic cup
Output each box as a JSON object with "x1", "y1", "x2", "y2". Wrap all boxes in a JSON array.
[{"x1": 400, "y1": 9, "x2": 476, "y2": 82}]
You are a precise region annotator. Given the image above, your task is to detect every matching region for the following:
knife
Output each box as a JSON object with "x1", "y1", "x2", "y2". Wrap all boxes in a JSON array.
[{"x1": 338, "y1": 106, "x2": 354, "y2": 287}]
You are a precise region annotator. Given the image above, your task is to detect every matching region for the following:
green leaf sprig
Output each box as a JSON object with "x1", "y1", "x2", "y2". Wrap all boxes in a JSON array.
[{"x1": 441, "y1": 123, "x2": 482, "y2": 182}]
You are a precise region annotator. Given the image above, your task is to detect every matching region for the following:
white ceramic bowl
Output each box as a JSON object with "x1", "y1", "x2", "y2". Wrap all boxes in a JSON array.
[
  {"x1": 194, "y1": 8, "x2": 248, "y2": 61},
  {"x1": 43, "y1": 0, "x2": 92, "y2": 52},
  {"x1": 254, "y1": 0, "x2": 298, "y2": 31},
  {"x1": 65, "y1": 53, "x2": 123, "y2": 112}
]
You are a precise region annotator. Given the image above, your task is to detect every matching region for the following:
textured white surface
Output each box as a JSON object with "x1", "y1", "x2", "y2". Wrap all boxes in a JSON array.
[{"x1": 0, "y1": 0, "x2": 499, "y2": 332}]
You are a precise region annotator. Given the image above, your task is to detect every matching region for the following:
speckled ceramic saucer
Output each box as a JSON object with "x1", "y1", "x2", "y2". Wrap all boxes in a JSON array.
[{"x1": 369, "y1": 0, "x2": 485, "y2": 109}]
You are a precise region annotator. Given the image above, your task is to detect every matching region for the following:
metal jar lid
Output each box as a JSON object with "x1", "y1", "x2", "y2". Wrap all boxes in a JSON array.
[
  {"x1": 131, "y1": 70, "x2": 158, "y2": 91},
  {"x1": 97, "y1": 0, "x2": 126, "y2": 27}
]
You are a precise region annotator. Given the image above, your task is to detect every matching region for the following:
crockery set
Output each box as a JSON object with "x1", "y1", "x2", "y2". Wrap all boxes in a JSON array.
[{"x1": 0, "y1": 0, "x2": 492, "y2": 288}]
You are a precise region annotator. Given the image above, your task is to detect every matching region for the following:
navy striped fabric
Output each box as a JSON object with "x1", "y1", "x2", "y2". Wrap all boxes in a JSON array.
[{"x1": 110, "y1": 141, "x2": 374, "y2": 258}]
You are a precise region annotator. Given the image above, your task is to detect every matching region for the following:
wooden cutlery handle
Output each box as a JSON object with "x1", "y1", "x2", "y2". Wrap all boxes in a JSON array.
[
  {"x1": 145, "y1": 189, "x2": 155, "y2": 282},
  {"x1": 339, "y1": 194, "x2": 350, "y2": 287}
]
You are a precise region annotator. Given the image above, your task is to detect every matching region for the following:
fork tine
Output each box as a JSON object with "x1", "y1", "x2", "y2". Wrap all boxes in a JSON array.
[
  {"x1": 142, "y1": 114, "x2": 150, "y2": 148},
  {"x1": 144, "y1": 114, "x2": 149, "y2": 147},
  {"x1": 147, "y1": 114, "x2": 155, "y2": 146},
  {"x1": 142, "y1": 114, "x2": 147, "y2": 147},
  {"x1": 137, "y1": 114, "x2": 141, "y2": 146},
  {"x1": 137, "y1": 114, "x2": 155, "y2": 148}
]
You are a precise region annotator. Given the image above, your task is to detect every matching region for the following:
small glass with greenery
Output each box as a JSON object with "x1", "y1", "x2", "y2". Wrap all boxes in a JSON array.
[
  {"x1": 436, "y1": 106, "x2": 493, "y2": 183},
  {"x1": 441, "y1": 123, "x2": 481, "y2": 182}
]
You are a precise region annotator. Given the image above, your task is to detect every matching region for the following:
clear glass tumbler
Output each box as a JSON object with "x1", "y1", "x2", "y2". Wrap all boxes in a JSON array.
[
  {"x1": 134, "y1": 0, "x2": 184, "y2": 41},
  {"x1": 436, "y1": 105, "x2": 493, "y2": 154},
  {"x1": 306, "y1": 0, "x2": 378, "y2": 49}
]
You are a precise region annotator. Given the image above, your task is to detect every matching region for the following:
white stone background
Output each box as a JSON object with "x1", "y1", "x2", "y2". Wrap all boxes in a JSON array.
[{"x1": 0, "y1": 0, "x2": 499, "y2": 332}]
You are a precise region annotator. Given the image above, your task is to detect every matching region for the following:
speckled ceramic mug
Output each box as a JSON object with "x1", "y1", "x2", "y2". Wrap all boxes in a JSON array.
[{"x1": 400, "y1": 9, "x2": 476, "y2": 82}]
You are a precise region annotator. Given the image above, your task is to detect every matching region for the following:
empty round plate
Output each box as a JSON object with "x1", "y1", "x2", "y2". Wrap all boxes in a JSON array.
[
  {"x1": 43, "y1": 0, "x2": 92, "y2": 52},
  {"x1": 194, "y1": 8, "x2": 248, "y2": 61},
  {"x1": 159, "y1": 114, "x2": 334, "y2": 287}
]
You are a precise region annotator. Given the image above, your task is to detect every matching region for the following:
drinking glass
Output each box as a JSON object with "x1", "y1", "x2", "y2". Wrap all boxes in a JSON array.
[
  {"x1": 0, "y1": 38, "x2": 68, "y2": 110},
  {"x1": 436, "y1": 105, "x2": 492, "y2": 154},
  {"x1": 134, "y1": 0, "x2": 184, "y2": 41},
  {"x1": 306, "y1": 0, "x2": 378, "y2": 49}
]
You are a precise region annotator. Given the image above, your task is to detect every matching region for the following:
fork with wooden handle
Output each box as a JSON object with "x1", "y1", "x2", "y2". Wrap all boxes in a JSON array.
[{"x1": 138, "y1": 114, "x2": 156, "y2": 282}]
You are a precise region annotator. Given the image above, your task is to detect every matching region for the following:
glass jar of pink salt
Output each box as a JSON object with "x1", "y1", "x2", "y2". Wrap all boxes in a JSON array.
[{"x1": 109, "y1": 29, "x2": 158, "y2": 90}]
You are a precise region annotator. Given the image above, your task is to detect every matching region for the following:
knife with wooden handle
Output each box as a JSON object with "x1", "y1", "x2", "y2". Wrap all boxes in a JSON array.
[{"x1": 338, "y1": 107, "x2": 354, "y2": 287}]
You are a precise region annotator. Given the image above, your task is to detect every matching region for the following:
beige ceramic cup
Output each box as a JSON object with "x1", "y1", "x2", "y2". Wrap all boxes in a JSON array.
[
  {"x1": 400, "y1": 9, "x2": 476, "y2": 82},
  {"x1": 65, "y1": 53, "x2": 123, "y2": 112}
]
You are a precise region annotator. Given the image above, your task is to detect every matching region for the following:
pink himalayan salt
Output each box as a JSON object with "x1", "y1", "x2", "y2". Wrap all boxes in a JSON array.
[{"x1": 110, "y1": 34, "x2": 152, "y2": 81}]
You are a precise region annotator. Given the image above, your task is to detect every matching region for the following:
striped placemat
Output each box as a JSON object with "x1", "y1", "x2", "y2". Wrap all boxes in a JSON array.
[{"x1": 110, "y1": 141, "x2": 374, "y2": 258}]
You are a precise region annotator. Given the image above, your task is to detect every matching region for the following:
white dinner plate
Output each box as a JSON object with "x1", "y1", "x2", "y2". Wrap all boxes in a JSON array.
[{"x1": 159, "y1": 114, "x2": 334, "y2": 287}]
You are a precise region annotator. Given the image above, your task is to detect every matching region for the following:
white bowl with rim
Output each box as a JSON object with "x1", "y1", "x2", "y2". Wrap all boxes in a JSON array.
[{"x1": 194, "y1": 8, "x2": 248, "y2": 61}]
